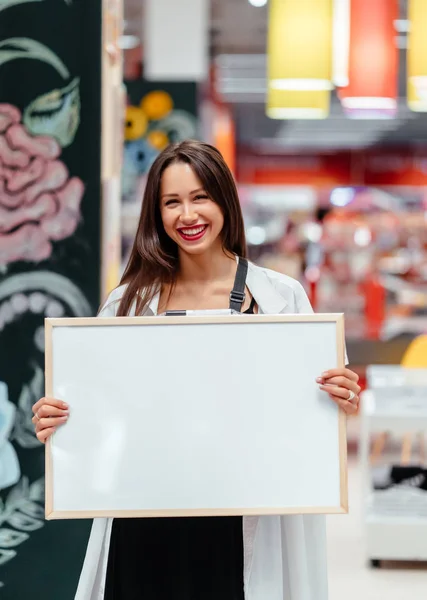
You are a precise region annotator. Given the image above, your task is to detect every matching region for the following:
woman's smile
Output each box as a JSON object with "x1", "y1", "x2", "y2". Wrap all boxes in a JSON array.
[{"x1": 177, "y1": 224, "x2": 208, "y2": 242}]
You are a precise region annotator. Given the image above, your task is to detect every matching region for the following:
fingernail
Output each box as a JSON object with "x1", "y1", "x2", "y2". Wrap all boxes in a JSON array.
[
  {"x1": 60, "y1": 416, "x2": 68, "y2": 421},
  {"x1": 316, "y1": 377, "x2": 323, "y2": 383},
  {"x1": 61, "y1": 402, "x2": 68, "y2": 409},
  {"x1": 322, "y1": 372, "x2": 329, "y2": 377}
]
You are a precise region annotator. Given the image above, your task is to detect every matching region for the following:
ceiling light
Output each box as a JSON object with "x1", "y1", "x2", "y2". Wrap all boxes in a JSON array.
[
  {"x1": 341, "y1": 97, "x2": 397, "y2": 110},
  {"x1": 246, "y1": 226, "x2": 267, "y2": 245},
  {"x1": 303, "y1": 223, "x2": 323, "y2": 243},
  {"x1": 354, "y1": 227, "x2": 372, "y2": 247},
  {"x1": 270, "y1": 79, "x2": 333, "y2": 91},
  {"x1": 330, "y1": 187, "x2": 355, "y2": 207},
  {"x1": 267, "y1": 0, "x2": 333, "y2": 119},
  {"x1": 267, "y1": 107, "x2": 328, "y2": 119},
  {"x1": 248, "y1": 0, "x2": 268, "y2": 6},
  {"x1": 407, "y1": 0, "x2": 427, "y2": 112},
  {"x1": 338, "y1": 0, "x2": 398, "y2": 115}
]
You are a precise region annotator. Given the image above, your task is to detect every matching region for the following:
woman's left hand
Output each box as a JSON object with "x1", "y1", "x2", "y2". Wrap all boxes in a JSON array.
[{"x1": 316, "y1": 368, "x2": 361, "y2": 415}]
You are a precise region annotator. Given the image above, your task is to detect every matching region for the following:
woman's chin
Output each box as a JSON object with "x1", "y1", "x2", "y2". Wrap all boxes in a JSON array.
[
  {"x1": 175, "y1": 234, "x2": 222, "y2": 256},
  {"x1": 177, "y1": 242, "x2": 210, "y2": 256}
]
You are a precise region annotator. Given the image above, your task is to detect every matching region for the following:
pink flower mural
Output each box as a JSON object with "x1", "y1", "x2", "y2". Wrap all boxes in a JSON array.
[
  {"x1": 0, "y1": 5, "x2": 98, "y2": 592},
  {"x1": 0, "y1": 103, "x2": 84, "y2": 266}
]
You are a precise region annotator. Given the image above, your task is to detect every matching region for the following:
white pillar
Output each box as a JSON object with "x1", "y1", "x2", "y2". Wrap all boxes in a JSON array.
[{"x1": 144, "y1": 0, "x2": 209, "y2": 81}]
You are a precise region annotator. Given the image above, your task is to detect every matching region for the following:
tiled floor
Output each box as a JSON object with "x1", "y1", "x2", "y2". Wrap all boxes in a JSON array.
[{"x1": 327, "y1": 459, "x2": 427, "y2": 600}]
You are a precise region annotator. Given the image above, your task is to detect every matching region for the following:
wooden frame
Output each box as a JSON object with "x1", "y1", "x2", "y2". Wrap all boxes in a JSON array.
[{"x1": 45, "y1": 313, "x2": 348, "y2": 519}]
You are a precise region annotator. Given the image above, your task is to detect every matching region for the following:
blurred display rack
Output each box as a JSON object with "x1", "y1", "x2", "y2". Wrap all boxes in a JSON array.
[{"x1": 359, "y1": 366, "x2": 427, "y2": 568}]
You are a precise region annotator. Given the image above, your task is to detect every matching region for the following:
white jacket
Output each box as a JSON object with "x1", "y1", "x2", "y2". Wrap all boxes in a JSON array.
[{"x1": 75, "y1": 262, "x2": 332, "y2": 600}]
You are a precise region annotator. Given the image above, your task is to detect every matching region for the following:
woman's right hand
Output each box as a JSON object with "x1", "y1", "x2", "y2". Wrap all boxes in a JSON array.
[{"x1": 32, "y1": 397, "x2": 69, "y2": 443}]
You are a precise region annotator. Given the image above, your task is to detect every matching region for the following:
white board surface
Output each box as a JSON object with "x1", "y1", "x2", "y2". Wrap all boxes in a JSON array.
[{"x1": 45, "y1": 314, "x2": 347, "y2": 519}]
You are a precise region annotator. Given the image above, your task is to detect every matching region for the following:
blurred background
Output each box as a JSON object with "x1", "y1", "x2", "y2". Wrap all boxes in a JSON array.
[{"x1": 1, "y1": 0, "x2": 427, "y2": 598}]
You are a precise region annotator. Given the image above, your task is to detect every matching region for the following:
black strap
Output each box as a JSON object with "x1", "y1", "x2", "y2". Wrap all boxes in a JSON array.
[
  {"x1": 229, "y1": 257, "x2": 248, "y2": 312},
  {"x1": 245, "y1": 296, "x2": 256, "y2": 314}
]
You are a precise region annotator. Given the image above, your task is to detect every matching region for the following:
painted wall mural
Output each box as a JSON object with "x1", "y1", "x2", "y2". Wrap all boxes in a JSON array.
[
  {"x1": 121, "y1": 81, "x2": 198, "y2": 266},
  {"x1": 0, "y1": 0, "x2": 101, "y2": 597},
  {"x1": 122, "y1": 81, "x2": 198, "y2": 204},
  {"x1": 0, "y1": 102, "x2": 84, "y2": 265}
]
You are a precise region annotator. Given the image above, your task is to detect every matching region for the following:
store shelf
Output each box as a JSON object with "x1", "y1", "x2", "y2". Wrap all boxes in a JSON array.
[
  {"x1": 359, "y1": 370, "x2": 427, "y2": 565},
  {"x1": 365, "y1": 519, "x2": 427, "y2": 562},
  {"x1": 367, "y1": 488, "x2": 427, "y2": 519},
  {"x1": 362, "y1": 389, "x2": 427, "y2": 434}
]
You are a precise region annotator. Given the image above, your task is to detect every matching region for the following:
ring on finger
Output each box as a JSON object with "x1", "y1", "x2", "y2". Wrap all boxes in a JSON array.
[{"x1": 347, "y1": 390, "x2": 356, "y2": 403}]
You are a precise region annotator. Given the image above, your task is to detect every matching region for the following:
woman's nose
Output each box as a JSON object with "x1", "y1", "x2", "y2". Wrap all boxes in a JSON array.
[{"x1": 180, "y1": 205, "x2": 198, "y2": 224}]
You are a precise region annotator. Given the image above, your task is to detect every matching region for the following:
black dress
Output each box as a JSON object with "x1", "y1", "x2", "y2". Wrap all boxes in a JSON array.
[{"x1": 104, "y1": 298, "x2": 256, "y2": 600}]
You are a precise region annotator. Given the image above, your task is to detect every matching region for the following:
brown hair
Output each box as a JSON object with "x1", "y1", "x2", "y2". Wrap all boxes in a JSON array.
[{"x1": 116, "y1": 139, "x2": 247, "y2": 316}]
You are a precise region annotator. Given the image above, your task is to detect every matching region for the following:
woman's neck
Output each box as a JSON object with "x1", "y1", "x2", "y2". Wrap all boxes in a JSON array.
[{"x1": 177, "y1": 247, "x2": 236, "y2": 285}]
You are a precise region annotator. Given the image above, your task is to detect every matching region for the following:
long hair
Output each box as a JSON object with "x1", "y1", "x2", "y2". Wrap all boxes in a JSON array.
[{"x1": 116, "y1": 140, "x2": 247, "y2": 316}]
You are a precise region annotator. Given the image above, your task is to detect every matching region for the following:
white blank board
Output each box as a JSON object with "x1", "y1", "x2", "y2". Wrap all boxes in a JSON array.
[{"x1": 45, "y1": 314, "x2": 347, "y2": 519}]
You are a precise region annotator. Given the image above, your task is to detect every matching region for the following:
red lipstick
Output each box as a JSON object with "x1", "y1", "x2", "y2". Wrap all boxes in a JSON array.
[{"x1": 177, "y1": 225, "x2": 208, "y2": 242}]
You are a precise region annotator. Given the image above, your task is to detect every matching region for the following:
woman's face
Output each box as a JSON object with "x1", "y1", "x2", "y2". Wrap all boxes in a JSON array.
[{"x1": 160, "y1": 162, "x2": 224, "y2": 256}]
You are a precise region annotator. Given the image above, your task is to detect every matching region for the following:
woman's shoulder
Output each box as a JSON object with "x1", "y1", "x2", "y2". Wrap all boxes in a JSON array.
[
  {"x1": 98, "y1": 283, "x2": 157, "y2": 317},
  {"x1": 98, "y1": 284, "x2": 128, "y2": 317},
  {"x1": 248, "y1": 261, "x2": 313, "y2": 313},
  {"x1": 250, "y1": 262, "x2": 304, "y2": 289}
]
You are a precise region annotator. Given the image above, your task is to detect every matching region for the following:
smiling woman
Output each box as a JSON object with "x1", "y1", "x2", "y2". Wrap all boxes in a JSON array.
[
  {"x1": 160, "y1": 164, "x2": 225, "y2": 250},
  {"x1": 116, "y1": 140, "x2": 247, "y2": 316},
  {"x1": 33, "y1": 139, "x2": 360, "y2": 600}
]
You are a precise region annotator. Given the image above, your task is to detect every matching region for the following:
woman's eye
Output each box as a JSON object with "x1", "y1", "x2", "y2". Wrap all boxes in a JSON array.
[
  {"x1": 165, "y1": 199, "x2": 179, "y2": 207},
  {"x1": 194, "y1": 194, "x2": 208, "y2": 201}
]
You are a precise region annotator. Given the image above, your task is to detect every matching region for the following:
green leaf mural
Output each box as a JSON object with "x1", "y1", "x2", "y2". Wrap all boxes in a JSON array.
[
  {"x1": 0, "y1": 0, "x2": 71, "y2": 10},
  {"x1": 23, "y1": 77, "x2": 81, "y2": 147},
  {"x1": 0, "y1": 38, "x2": 69, "y2": 79},
  {"x1": 0, "y1": 0, "x2": 43, "y2": 10}
]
